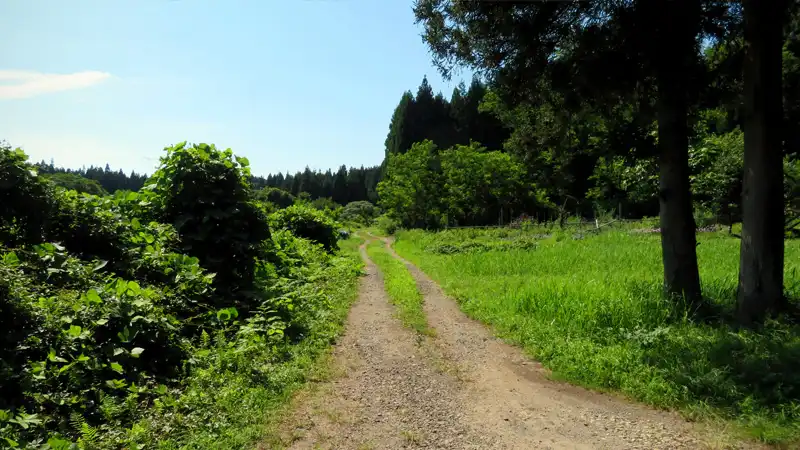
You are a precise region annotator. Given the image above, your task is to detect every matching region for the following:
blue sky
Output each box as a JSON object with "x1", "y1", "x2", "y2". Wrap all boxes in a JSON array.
[{"x1": 1, "y1": 0, "x2": 470, "y2": 177}]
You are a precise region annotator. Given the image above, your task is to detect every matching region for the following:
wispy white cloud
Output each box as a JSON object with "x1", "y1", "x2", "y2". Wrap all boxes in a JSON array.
[{"x1": 0, "y1": 70, "x2": 111, "y2": 100}]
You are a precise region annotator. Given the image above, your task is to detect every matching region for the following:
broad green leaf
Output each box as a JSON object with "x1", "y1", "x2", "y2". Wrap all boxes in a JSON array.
[
  {"x1": 67, "y1": 325, "x2": 82, "y2": 338},
  {"x1": 2, "y1": 252, "x2": 19, "y2": 267},
  {"x1": 48, "y1": 349, "x2": 68, "y2": 363},
  {"x1": 130, "y1": 347, "x2": 145, "y2": 357},
  {"x1": 126, "y1": 281, "x2": 141, "y2": 295},
  {"x1": 86, "y1": 289, "x2": 102, "y2": 303},
  {"x1": 110, "y1": 362, "x2": 123, "y2": 373}
]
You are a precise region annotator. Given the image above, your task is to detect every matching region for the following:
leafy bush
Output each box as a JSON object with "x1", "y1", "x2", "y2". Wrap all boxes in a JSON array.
[
  {"x1": 310, "y1": 197, "x2": 341, "y2": 216},
  {"x1": 0, "y1": 143, "x2": 364, "y2": 449},
  {"x1": 45, "y1": 190, "x2": 131, "y2": 263},
  {"x1": 0, "y1": 245, "x2": 189, "y2": 447},
  {"x1": 254, "y1": 186, "x2": 295, "y2": 208},
  {"x1": 147, "y1": 142, "x2": 271, "y2": 309},
  {"x1": 269, "y1": 204, "x2": 340, "y2": 251},
  {"x1": 0, "y1": 144, "x2": 54, "y2": 246},
  {"x1": 44, "y1": 172, "x2": 108, "y2": 196},
  {"x1": 340, "y1": 201, "x2": 379, "y2": 225},
  {"x1": 376, "y1": 214, "x2": 399, "y2": 235}
]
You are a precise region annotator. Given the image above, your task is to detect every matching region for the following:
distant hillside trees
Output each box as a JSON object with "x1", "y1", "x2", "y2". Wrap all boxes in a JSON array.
[
  {"x1": 253, "y1": 165, "x2": 381, "y2": 205},
  {"x1": 35, "y1": 160, "x2": 148, "y2": 193}
]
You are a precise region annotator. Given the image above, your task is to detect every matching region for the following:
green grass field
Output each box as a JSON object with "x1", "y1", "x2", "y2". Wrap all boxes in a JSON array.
[
  {"x1": 366, "y1": 239, "x2": 431, "y2": 337},
  {"x1": 392, "y1": 228, "x2": 800, "y2": 445}
]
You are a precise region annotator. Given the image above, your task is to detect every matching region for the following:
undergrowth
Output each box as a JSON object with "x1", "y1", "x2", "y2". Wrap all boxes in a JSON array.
[
  {"x1": 365, "y1": 240, "x2": 431, "y2": 337},
  {"x1": 0, "y1": 143, "x2": 360, "y2": 449},
  {"x1": 132, "y1": 234, "x2": 364, "y2": 449},
  {"x1": 393, "y1": 228, "x2": 800, "y2": 446}
]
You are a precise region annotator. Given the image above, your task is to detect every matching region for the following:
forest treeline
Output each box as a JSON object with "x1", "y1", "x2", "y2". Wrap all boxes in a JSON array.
[{"x1": 32, "y1": 158, "x2": 383, "y2": 207}]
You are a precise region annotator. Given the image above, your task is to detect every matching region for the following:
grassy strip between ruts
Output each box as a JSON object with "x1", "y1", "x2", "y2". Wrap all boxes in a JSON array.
[
  {"x1": 366, "y1": 239, "x2": 432, "y2": 337},
  {"x1": 392, "y1": 228, "x2": 800, "y2": 447},
  {"x1": 136, "y1": 235, "x2": 365, "y2": 449}
]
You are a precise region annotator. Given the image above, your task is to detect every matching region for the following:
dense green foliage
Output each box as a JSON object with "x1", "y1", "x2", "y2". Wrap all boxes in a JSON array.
[
  {"x1": 34, "y1": 160, "x2": 148, "y2": 194},
  {"x1": 0, "y1": 143, "x2": 359, "y2": 449},
  {"x1": 147, "y1": 142, "x2": 271, "y2": 312},
  {"x1": 377, "y1": 75, "x2": 799, "y2": 232},
  {"x1": 394, "y1": 228, "x2": 800, "y2": 444},
  {"x1": 269, "y1": 204, "x2": 341, "y2": 252},
  {"x1": 253, "y1": 165, "x2": 381, "y2": 205},
  {"x1": 339, "y1": 201, "x2": 380, "y2": 226},
  {"x1": 384, "y1": 76, "x2": 509, "y2": 158},
  {"x1": 43, "y1": 173, "x2": 108, "y2": 196},
  {"x1": 379, "y1": 140, "x2": 546, "y2": 228},
  {"x1": 254, "y1": 186, "x2": 296, "y2": 209}
]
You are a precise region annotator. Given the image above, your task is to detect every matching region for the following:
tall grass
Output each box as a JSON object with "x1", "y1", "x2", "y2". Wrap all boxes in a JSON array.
[
  {"x1": 393, "y1": 229, "x2": 800, "y2": 445},
  {"x1": 366, "y1": 240, "x2": 431, "y2": 336}
]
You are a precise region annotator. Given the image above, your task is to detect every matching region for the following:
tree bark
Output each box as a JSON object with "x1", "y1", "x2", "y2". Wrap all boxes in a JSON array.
[
  {"x1": 651, "y1": 0, "x2": 703, "y2": 305},
  {"x1": 656, "y1": 84, "x2": 703, "y2": 304},
  {"x1": 737, "y1": 0, "x2": 788, "y2": 323}
]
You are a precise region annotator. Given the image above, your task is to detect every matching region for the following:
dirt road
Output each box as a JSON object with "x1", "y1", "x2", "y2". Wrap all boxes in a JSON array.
[{"x1": 274, "y1": 237, "x2": 749, "y2": 449}]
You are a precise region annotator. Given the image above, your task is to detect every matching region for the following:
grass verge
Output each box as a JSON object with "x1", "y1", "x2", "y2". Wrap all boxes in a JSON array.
[
  {"x1": 393, "y1": 229, "x2": 800, "y2": 447},
  {"x1": 366, "y1": 239, "x2": 431, "y2": 337}
]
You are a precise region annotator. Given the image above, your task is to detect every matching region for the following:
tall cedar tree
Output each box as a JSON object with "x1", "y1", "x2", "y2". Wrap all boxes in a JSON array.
[{"x1": 737, "y1": 0, "x2": 790, "y2": 322}]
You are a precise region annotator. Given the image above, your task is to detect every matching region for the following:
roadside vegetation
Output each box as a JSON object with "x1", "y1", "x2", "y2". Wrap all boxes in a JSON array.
[
  {"x1": 0, "y1": 142, "x2": 360, "y2": 449},
  {"x1": 393, "y1": 226, "x2": 800, "y2": 444},
  {"x1": 365, "y1": 240, "x2": 430, "y2": 337}
]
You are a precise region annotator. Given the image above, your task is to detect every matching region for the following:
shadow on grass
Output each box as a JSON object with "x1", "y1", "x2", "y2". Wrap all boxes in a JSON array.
[{"x1": 635, "y1": 292, "x2": 800, "y2": 443}]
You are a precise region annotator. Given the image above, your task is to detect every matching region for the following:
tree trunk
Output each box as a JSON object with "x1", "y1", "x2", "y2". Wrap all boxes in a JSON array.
[
  {"x1": 656, "y1": 84, "x2": 702, "y2": 304},
  {"x1": 737, "y1": 0, "x2": 788, "y2": 324},
  {"x1": 652, "y1": 0, "x2": 702, "y2": 305}
]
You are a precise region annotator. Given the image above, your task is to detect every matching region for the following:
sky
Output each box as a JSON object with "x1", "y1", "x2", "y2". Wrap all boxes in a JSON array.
[{"x1": 1, "y1": 0, "x2": 471, "y2": 177}]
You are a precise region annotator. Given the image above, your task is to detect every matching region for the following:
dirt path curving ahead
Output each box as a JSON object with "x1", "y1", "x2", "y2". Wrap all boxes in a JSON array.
[{"x1": 272, "y1": 237, "x2": 756, "y2": 450}]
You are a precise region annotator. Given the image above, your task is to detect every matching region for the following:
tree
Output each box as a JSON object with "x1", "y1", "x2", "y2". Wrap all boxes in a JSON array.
[
  {"x1": 412, "y1": 0, "x2": 732, "y2": 305},
  {"x1": 44, "y1": 172, "x2": 108, "y2": 196},
  {"x1": 737, "y1": 0, "x2": 790, "y2": 322},
  {"x1": 340, "y1": 200, "x2": 379, "y2": 225},
  {"x1": 440, "y1": 142, "x2": 528, "y2": 226},
  {"x1": 378, "y1": 140, "x2": 445, "y2": 229},
  {"x1": 254, "y1": 186, "x2": 295, "y2": 208},
  {"x1": 385, "y1": 91, "x2": 415, "y2": 157},
  {"x1": 689, "y1": 127, "x2": 744, "y2": 230}
]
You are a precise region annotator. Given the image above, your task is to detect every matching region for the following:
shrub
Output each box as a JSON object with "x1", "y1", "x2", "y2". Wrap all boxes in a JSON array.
[
  {"x1": 0, "y1": 245, "x2": 189, "y2": 446},
  {"x1": 44, "y1": 172, "x2": 108, "y2": 196},
  {"x1": 147, "y1": 142, "x2": 271, "y2": 309},
  {"x1": 254, "y1": 186, "x2": 295, "y2": 208},
  {"x1": 45, "y1": 190, "x2": 131, "y2": 263},
  {"x1": 269, "y1": 204, "x2": 340, "y2": 251},
  {"x1": 340, "y1": 201, "x2": 379, "y2": 225},
  {"x1": 0, "y1": 144, "x2": 54, "y2": 246},
  {"x1": 376, "y1": 214, "x2": 399, "y2": 235}
]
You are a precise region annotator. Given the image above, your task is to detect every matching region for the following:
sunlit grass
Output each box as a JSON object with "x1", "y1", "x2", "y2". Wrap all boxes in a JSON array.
[
  {"x1": 366, "y1": 240, "x2": 431, "y2": 337},
  {"x1": 393, "y1": 229, "x2": 800, "y2": 446}
]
